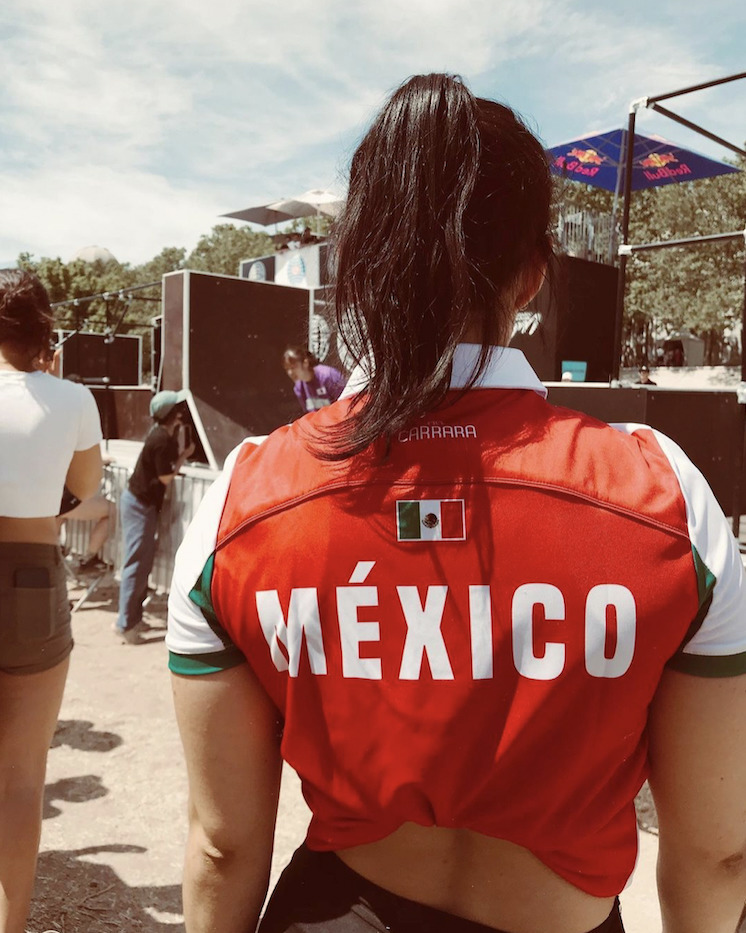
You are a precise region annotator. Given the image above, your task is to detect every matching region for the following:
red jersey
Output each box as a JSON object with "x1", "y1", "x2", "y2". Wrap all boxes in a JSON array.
[{"x1": 168, "y1": 347, "x2": 746, "y2": 897}]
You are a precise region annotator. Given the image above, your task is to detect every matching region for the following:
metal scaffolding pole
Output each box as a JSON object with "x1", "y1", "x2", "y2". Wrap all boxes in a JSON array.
[
  {"x1": 611, "y1": 72, "x2": 745, "y2": 382},
  {"x1": 647, "y1": 103, "x2": 746, "y2": 159},
  {"x1": 611, "y1": 107, "x2": 638, "y2": 381},
  {"x1": 646, "y1": 71, "x2": 746, "y2": 104},
  {"x1": 736, "y1": 248, "x2": 746, "y2": 538}
]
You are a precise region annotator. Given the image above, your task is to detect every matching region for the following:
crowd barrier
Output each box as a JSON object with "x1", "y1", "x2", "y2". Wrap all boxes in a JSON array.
[{"x1": 62, "y1": 462, "x2": 218, "y2": 595}]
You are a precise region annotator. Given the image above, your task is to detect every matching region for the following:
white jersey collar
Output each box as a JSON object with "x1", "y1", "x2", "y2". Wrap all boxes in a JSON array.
[{"x1": 341, "y1": 344, "x2": 547, "y2": 400}]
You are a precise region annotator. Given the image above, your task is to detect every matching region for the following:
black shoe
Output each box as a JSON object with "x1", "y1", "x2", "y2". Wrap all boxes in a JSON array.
[{"x1": 77, "y1": 555, "x2": 108, "y2": 574}]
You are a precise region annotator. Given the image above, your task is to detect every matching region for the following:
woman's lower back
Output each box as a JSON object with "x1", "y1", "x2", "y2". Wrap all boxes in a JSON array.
[
  {"x1": 336, "y1": 823, "x2": 616, "y2": 933},
  {"x1": 0, "y1": 515, "x2": 59, "y2": 544}
]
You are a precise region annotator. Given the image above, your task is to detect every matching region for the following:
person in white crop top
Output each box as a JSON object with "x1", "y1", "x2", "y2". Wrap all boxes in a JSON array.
[{"x1": 0, "y1": 268, "x2": 103, "y2": 933}]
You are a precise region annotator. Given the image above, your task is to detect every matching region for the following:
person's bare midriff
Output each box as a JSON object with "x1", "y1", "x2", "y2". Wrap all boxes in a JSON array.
[
  {"x1": 0, "y1": 515, "x2": 60, "y2": 545},
  {"x1": 337, "y1": 822, "x2": 615, "y2": 933}
]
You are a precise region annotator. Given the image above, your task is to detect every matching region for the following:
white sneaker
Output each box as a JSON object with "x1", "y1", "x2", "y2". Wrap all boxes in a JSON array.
[{"x1": 113, "y1": 625, "x2": 145, "y2": 645}]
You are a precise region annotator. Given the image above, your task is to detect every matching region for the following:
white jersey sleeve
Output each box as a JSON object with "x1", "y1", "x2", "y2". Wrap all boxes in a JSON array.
[
  {"x1": 613, "y1": 423, "x2": 746, "y2": 675},
  {"x1": 167, "y1": 439, "x2": 261, "y2": 674}
]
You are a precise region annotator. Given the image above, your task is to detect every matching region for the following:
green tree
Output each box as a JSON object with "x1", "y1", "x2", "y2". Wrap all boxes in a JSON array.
[
  {"x1": 186, "y1": 224, "x2": 272, "y2": 276},
  {"x1": 624, "y1": 157, "x2": 746, "y2": 364},
  {"x1": 552, "y1": 178, "x2": 614, "y2": 218},
  {"x1": 19, "y1": 252, "x2": 159, "y2": 374},
  {"x1": 285, "y1": 214, "x2": 334, "y2": 237},
  {"x1": 18, "y1": 254, "x2": 74, "y2": 305},
  {"x1": 135, "y1": 246, "x2": 186, "y2": 281}
]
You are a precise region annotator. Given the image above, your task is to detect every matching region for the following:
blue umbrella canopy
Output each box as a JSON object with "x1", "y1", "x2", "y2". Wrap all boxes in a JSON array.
[{"x1": 547, "y1": 128, "x2": 740, "y2": 191}]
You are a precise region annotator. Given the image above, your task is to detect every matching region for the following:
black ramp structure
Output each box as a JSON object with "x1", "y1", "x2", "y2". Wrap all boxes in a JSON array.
[
  {"x1": 89, "y1": 387, "x2": 153, "y2": 442},
  {"x1": 162, "y1": 271, "x2": 310, "y2": 469},
  {"x1": 510, "y1": 255, "x2": 618, "y2": 382}
]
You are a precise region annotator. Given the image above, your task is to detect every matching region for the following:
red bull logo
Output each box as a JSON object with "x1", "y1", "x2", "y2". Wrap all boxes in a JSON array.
[
  {"x1": 568, "y1": 147, "x2": 604, "y2": 165},
  {"x1": 639, "y1": 150, "x2": 692, "y2": 182},
  {"x1": 639, "y1": 152, "x2": 678, "y2": 169},
  {"x1": 553, "y1": 152, "x2": 601, "y2": 178}
]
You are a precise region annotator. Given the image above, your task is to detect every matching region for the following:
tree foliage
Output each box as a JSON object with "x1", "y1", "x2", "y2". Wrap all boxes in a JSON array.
[
  {"x1": 18, "y1": 224, "x2": 277, "y2": 377},
  {"x1": 185, "y1": 224, "x2": 272, "y2": 276},
  {"x1": 19, "y1": 167, "x2": 745, "y2": 373},
  {"x1": 554, "y1": 153, "x2": 746, "y2": 366},
  {"x1": 624, "y1": 158, "x2": 746, "y2": 363}
]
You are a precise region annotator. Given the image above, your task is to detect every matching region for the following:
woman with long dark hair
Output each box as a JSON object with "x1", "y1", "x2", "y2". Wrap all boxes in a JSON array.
[
  {"x1": 168, "y1": 75, "x2": 746, "y2": 933},
  {"x1": 0, "y1": 269, "x2": 103, "y2": 932}
]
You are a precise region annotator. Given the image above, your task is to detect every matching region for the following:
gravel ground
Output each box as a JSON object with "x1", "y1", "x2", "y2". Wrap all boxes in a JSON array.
[{"x1": 29, "y1": 582, "x2": 310, "y2": 933}]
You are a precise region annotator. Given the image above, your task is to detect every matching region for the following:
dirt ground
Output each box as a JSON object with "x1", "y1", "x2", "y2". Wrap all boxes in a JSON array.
[
  {"x1": 30, "y1": 576, "x2": 664, "y2": 933},
  {"x1": 29, "y1": 580, "x2": 311, "y2": 933}
]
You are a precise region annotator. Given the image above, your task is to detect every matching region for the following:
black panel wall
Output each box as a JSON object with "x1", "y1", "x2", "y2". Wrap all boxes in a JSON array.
[
  {"x1": 162, "y1": 273, "x2": 184, "y2": 392},
  {"x1": 509, "y1": 255, "x2": 618, "y2": 382},
  {"x1": 548, "y1": 384, "x2": 745, "y2": 516},
  {"x1": 58, "y1": 332, "x2": 141, "y2": 385},
  {"x1": 90, "y1": 386, "x2": 152, "y2": 442},
  {"x1": 162, "y1": 271, "x2": 310, "y2": 468}
]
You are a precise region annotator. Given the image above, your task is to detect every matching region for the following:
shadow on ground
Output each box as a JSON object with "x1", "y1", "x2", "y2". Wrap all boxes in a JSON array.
[
  {"x1": 68, "y1": 581, "x2": 169, "y2": 623},
  {"x1": 29, "y1": 845, "x2": 183, "y2": 933},
  {"x1": 52, "y1": 719, "x2": 123, "y2": 753},
  {"x1": 44, "y1": 774, "x2": 108, "y2": 820}
]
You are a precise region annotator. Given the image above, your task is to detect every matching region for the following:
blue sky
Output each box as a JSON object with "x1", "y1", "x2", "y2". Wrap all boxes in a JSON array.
[{"x1": 1, "y1": 0, "x2": 743, "y2": 266}]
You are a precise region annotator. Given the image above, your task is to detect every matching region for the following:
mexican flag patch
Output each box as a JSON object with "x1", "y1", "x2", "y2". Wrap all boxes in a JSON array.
[{"x1": 396, "y1": 499, "x2": 466, "y2": 541}]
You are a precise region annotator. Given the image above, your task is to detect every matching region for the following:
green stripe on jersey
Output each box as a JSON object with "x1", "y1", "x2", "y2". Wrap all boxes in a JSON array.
[
  {"x1": 188, "y1": 552, "x2": 238, "y2": 651},
  {"x1": 676, "y1": 544, "x2": 718, "y2": 652},
  {"x1": 692, "y1": 545, "x2": 716, "y2": 604},
  {"x1": 169, "y1": 647, "x2": 246, "y2": 675},
  {"x1": 189, "y1": 553, "x2": 219, "y2": 626}
]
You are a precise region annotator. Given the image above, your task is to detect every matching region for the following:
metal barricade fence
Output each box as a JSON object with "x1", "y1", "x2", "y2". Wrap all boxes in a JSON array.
[
  {"x1": 63, "y1": 464, "x2": 217, "y2": 594},
  {"x1": 556, "y1": 210, "x2": 616, "y2": 265}
]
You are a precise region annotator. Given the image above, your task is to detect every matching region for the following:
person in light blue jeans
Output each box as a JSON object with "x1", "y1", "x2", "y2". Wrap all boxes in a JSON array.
[{"x1": 116, "y1": 390, "x2": 194, "y2": 644}]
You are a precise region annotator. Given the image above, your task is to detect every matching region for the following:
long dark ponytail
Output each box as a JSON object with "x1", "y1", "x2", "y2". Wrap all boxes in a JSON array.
[{"x1": 324, "y1": 73, "x2": 552, "y2": 459}]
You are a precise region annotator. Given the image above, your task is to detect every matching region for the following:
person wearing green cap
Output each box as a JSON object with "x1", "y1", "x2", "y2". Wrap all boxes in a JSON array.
[{"x1": 115, "y1": 390, "x2": 194, "y2": 644}]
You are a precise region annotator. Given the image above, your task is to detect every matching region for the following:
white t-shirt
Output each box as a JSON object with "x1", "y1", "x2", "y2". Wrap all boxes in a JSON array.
[{"x1": 0, "y1": 370, "x2": 103, "y2": 518}]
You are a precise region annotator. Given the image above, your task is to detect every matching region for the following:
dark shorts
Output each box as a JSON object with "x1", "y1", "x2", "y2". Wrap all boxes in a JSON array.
[
  {"x1": 0, "y1": 542, "x2": 73, "y2": 675},
  {"x1": 259, "y1": 845, "x2": 625, "y2": 933}
]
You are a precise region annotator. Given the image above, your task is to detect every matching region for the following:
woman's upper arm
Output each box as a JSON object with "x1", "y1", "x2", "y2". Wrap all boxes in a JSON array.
[
  {"x1": 648, "y1": 668, "x2": 746, "y2": 859},
  {"x1": 647, "y1": 433, "x2": 746, "y2": 860},
  {"x1": 63, "y1": 384, "x2": 104, "y2": 500},
  {"x1": 172, "y1": 664, "x2": 283, "y2": 852},
  {"x1": 65, "y1": 444, "x2": 103, "y2": 501}
]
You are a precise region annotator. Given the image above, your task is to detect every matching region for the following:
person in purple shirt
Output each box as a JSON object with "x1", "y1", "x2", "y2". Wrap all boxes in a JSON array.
[{"x1": 283, "y1": 346, "x2": 346, "y2": 413}]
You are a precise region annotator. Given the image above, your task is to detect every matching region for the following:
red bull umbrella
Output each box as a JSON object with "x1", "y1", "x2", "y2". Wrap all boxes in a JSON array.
[{"x1": 547, "y1": 128, "x2": 740, "y2": 191}]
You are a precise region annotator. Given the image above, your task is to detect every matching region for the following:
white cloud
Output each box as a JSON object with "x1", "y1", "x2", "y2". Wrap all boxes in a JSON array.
[
  {"x1": 489, "y1": 4, "x2": 745, "y2": 168},
  {"x1": 0, "y1": 164, "x2": 221, "y2": 264},
  {"x1": 354, "y1": 0, "x2": 550, "y2": 73},
  {"x1": 0, "y1": 0, "x2": 742, "y2": 266}
]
